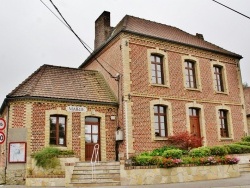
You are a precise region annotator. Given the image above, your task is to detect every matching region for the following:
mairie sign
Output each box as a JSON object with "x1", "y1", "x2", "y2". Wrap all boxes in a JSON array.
[{"x1": 66, "y1": 106, "x2": 87, "y2": 112}]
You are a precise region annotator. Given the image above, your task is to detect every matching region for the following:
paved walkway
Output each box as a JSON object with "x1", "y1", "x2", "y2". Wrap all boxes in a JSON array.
[{"x1": 0, "y1": 173, "x2": 250, "y2": 188}]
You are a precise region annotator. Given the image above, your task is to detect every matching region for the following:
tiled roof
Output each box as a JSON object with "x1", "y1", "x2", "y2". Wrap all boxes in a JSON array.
[
  {"x1": 7, "y1": 64, "x2": 117, "y2": 104},
  {"x1": 112, "y1": 15, "x2": 241, "y2": 58}
]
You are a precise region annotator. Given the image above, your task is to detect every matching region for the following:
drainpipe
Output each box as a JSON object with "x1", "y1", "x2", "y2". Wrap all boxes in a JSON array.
[{"x1": 124, "y1": 100, "x2": 129, "y2": 160}]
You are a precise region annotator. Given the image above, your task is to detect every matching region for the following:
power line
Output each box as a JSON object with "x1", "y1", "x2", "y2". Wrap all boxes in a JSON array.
[
  {"x1": 212, "y1": 0, "x2": 250, "y2": 20},
  {"x1": 40, "y1": 0, "x2": 120, "y2": 77}
]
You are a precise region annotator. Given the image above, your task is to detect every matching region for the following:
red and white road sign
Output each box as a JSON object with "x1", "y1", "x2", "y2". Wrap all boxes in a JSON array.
[
  {"x1": 0, "y1": 132, "x2": 5, "y2": 144},
  {"x1": 0, "y1": 118, "x2": 6, "y2": 131}
]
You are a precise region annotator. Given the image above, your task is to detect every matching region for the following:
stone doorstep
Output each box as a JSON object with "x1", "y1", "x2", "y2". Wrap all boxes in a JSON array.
[
  {"x1": 70, "y1": 182, "x2": 121, "y2": 187},
  {"x1": 74, "y1": 165, "x2": 120, "y2": 170},
  {"x1": 75, "y1": 161, "x2": 120, "y2": 166},
  {"x1": 72, "y1": 173, "x2": 120, "y2": 179},
  {"x1": 72, "y1": 169, "x2": 120, "y2": 174},
  {"x1": 71, "y1": 178, "x2": 121, "y2": 183}
]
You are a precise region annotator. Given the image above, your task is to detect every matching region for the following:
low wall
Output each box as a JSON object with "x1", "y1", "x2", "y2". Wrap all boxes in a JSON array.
[
  {"x1": 26, "y1": 156, "x2": 79, "y2": 187},
  {"x1": 120, "y1": 164, "x2": 240, "y2": 185},
  {"x1": 26, "y1": 176, "x2": 65, "y2": 187}
]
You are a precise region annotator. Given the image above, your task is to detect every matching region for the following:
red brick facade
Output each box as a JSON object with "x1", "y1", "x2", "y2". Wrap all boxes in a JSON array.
[{"x1": 82, "y1": 15, "x2": 247, "y2": 157}]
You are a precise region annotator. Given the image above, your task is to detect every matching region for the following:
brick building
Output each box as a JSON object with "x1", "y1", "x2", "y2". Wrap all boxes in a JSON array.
[
  {"x1": 0, "y1": 65, "x2": 118, "y2": 184},
  {"x1": 0, "y1": 11, "x2": 248, "y2": 185},
  {"x1": 244, "y1": 87, "x2": 250, "y2": 133},
  {"x1": 80, "y1": 11, "x2": 248, "y2": 158}
]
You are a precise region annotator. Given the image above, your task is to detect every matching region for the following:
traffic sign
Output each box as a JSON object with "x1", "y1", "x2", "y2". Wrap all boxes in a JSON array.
[
  {"x1": 0, "y1": 118, "x2": 6, "y2": 131},
  {"x1": 0, "y1": 132, "x2": 5, "y2": 144}
]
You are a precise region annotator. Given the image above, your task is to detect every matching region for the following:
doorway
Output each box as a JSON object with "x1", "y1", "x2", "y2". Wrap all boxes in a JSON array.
[
  {"x1": 85, "y1": 117, "x2": 100, "y2": 161},
  {"x1": 189, "y1": 108, "x2": 201, "y2": 139}
]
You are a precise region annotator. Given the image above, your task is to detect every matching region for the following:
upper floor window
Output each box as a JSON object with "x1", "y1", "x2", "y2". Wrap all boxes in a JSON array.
[
  {"x1": 218, "y1": 110, "x2": 229, "y2": 138},
  {"x1": 154, "y1": 105, "x2": 167, "y2": 137},
  {"x1": 214, "y1": 66, "x2": 224, "y2": 92},
  {"x1": 50, "y1": 115, "x2": 67, "y2": 146},
  {"x1": 151, "y1": 55, "x2": 164, "y2": 84},
  {"x1": 184, "y1": 60, "x2": 197, "y2": 88}
]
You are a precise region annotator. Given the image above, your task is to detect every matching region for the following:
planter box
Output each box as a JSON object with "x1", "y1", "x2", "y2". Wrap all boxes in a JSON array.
[{"x1": 120, "y1": 164, "x2": 240, "y2": 185}]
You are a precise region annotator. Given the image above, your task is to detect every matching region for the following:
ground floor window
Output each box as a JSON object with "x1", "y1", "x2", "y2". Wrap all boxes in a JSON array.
[
  {"x1": 218, "y1": 110, "x2": 229, "y2": 138},
  {"x1": 50, "y1": 115, "x2": 67, "y2": 146},
  {"x1": 154, "y1": 105, "x2": 167, "y2": 137}
]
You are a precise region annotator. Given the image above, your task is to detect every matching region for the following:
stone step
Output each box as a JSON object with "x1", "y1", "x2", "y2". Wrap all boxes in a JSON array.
[
  {"x1": 73, "y1": 169, "x2": 120, "y2": 174},
  {"x1": 71, "y1": 178, "x2": 120, "y2": 184},
  {"x1": 239, "y1": 163, "x2": 250, "y2": 172},
  {"x1": 74, "y1": 165, "x2": 120, "y2": 171},
  {"x1": 70, "y1": 182, "x2": 121, "y2": 187},
  {"x1": 75, "y1": 161, "x2": 120, "y2": 167},
  {"x1": 72, "y1": 173, "x2": 120, "y2": 179}
]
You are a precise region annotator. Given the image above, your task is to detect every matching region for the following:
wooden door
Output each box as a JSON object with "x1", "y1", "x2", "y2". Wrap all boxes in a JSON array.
[
  {"x1": 190, "y1": 116, "x2": 201, "y2": 138},
  {"x1": 85, "y1": 117, "x2": 100, "y2": 161},
  {"x1": 189, "y1": 108, "x2": 201, "y2": 138}
]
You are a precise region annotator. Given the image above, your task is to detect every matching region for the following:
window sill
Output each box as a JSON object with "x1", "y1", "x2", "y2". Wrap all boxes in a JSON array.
[
  {"x1": 150, "y1": 83, "x2": 170, "y2": 88},
  {"x1": 154, "y1": 136, "x2": 168, "y2": 141},
  {"x1": 185, "y1": 87, "x2": 202, "y2": 92},
  {"x1": 220, "y1": 138, "x2": 233, "y2": 141},
  {"x1": 215, "y1": 91, "x2": 229, "y2": 95}
]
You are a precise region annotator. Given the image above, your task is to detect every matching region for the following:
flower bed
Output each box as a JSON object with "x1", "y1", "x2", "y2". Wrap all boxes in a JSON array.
[{"x1": 121, "y1": 163, "x2": 240, "y2": 185}]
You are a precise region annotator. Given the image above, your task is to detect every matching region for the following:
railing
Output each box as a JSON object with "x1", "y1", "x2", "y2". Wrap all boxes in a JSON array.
[{"x1": 91, "y1": 144, "x2": 99, "y2": 181}]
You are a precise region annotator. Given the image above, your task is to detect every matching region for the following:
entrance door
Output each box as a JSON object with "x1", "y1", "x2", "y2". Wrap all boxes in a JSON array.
[
  {"x1": 189, "y1": 108, "x2": 201, "y2": 138},
  {"x1": 85, "y1": 117, "x2": 100, "y2": 161}
]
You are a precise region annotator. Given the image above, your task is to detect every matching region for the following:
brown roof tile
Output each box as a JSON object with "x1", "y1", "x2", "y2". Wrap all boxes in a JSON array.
[
  {"x1": 112, "y1": 15, "x2": 241, "y2": 58},
  {"x1": 7, "y1": 64, "x2": 117, "y2": 104}
]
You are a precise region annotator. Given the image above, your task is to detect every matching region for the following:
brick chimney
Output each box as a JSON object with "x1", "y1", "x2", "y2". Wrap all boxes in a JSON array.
[
  {"x1": 196, "y1": 33, "x2": 204, "y2": 40},
  {"x1": 94, "y1": 11, "x2": 112, "y2": 49}
]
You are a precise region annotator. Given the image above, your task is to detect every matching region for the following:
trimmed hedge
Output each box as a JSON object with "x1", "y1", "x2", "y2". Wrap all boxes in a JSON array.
[
  {"x1": 209, "y1": 146, "x2": 228, "y2": 156},
  {"x1": 241, "y1": 136, "x2": 250, "y2": 142},
  {"x1": 189, "y1": 147, "x2": 211, "y2": 157},
  {"x1": 162, "y1": 149, "x2": 183, "y2": 159}
]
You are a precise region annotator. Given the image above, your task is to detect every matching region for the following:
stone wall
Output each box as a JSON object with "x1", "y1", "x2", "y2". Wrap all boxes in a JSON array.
[{"x1": 120, "y1": 164, "x2": 240, "y2": 185}]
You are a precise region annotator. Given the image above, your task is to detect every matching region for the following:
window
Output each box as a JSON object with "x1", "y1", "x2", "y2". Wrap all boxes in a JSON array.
[
  {"x1": 151, "y1": 55, "x2": 164, "y2": 84},
  {"x1": 214, "y1": 66, "x2": 224, "y2": 92},
  {"x1": 184, "y1": 60, "x2": 197, "y2": 88},
  {"x1": 154, "y1": 105, "x2": 167, "y2": 137},
  {"x1": 50, "y1": 115, "x2": 66, "y2": 146},
  {"x1": 218, "y1": 110, "x2": 229, "y2": 138}
]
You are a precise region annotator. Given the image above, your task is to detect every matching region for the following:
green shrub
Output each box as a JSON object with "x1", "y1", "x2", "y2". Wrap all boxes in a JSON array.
[
  {"x1": 235, "y1": 141, "x2": 250, "y2": 147},
  {"x1": 210, "y1": 146, "x2": 228, "y2": 156},
  {"x1": 133, "y1": 155, "x2": 153, "y2": 166},
  {"x1": 181, "y1": 156, "x2": 201, "y2": 165},
  {"x1": 162, "y1": 149, "x2": 183, "y2": 159},
  {"x1": 189, "y1": 147, "x2": 211, "y2": 157},
  {"x1": 224, "y1": 144, "x2": 250, "y2": 154},
  {"x1": 241, "y1": 136, "x2": 250, "y2": 142},
  {"x1": 34, "y1": 147, "x2": 61, "y2": 169},
  {"x1": 59, "y1": 150, "x2": 74, "y2": 156},
  {"x1": 150, "y1": 146, "x2": 178, "y2": 156}
]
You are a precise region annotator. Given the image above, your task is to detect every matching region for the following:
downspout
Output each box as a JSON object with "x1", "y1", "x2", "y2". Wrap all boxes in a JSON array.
[{"x1": 124, "y1": 100, "x2": 129, "y2": 159}]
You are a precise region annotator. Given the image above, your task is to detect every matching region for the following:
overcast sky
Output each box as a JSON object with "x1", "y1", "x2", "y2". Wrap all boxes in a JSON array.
[{"x1": 0, "y1": 0, "x2": 250, "y2": 104}]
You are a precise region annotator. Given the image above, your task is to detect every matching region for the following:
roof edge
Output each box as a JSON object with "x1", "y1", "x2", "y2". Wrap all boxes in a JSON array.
[
  {"x1": 0, "y1": 96, "x2": 118, "y2": 114},
  {"x1": 79, "y1": 29, "x2": 242, "y2": 68}
]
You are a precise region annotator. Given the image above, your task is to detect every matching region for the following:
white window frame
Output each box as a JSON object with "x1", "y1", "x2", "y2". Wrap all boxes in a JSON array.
[
  {"x1": 150, "y1": 99, "x2": 173, "y2": 141},
  {"x1": 147, "y1": 48, "x2": 170, "y2": 87},
  {"x1": 182, "y1": 55, "x2": 202, "y2": 91},
  {"x1": 211, "y1": 61, "x2": 229, "y2": 94},
  {"x1": 215, "y1": 105, "x2": 234, "y2": 140}
]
